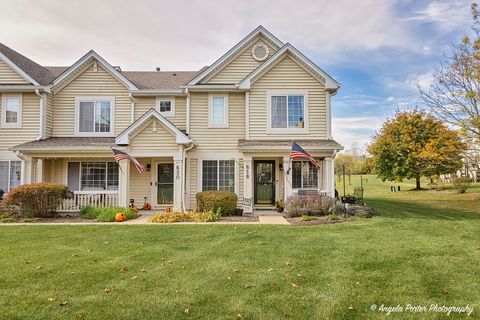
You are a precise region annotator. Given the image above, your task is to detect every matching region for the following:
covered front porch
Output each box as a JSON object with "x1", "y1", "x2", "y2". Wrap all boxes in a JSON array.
[{"x1": 238, "y1": 139, "x2": 342, "y2": 214}]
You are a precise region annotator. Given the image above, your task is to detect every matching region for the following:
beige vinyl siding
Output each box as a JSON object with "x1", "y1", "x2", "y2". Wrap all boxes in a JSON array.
[
  {"x1": 53, "y1": 159, "x2": 65, "y2": 184},
  {"x1": 129, "y1": 120, "x2": 178, "y2": 152},
  {"x1": 206, "y1": 37, "x2": 277, "y2": 84},
  {"x1": 188, "y1": 158, "x2": 198, "y2": 210},
  {"x1": 0, "y1": 93, "x2": 39, "y2": 151},
  {"x1": 189, "y1": 92, "x2": 245, "y2": 151},
  {"x1": 46, "y1": 94, "x2": 53, "y2": 137},
  {"x1": 134, "y1": 96, "x2": 186, "y2": 130},
  {"x1": 52, "y1": 62, "x2": 131, "y2": 136},
  {"x1": 129, "y1": 158, "x2": 152, "y2": 205},
  {"x1": 249, "y1": 55, "x2": 327, "y2": 139},
  {"x1": 0, "y1": 60, "x2": 28, "y2": 84}
]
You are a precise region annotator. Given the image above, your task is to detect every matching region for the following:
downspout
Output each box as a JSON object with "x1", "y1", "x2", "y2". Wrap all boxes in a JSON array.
[
  {"x1": 185, "y1": 88, "x2": 190, "y2": 134},
  {"x1": 181, "y1": 141, "x2": 196, "y2": 212},
  {"x1": 129, "y1": 93, "x2": 135, "y2": 123},
  {"x1": 35, "y1": 89, "x2": 46, "y2": 140}
]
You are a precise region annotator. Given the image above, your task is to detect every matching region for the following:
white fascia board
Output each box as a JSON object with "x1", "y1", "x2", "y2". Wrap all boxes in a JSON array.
[
  {"x1": 52, "y1": 50, "x2": 139, "y2": 91},
  {"x1": 0, "y1": 85, "x2": 48, "y2": 92},
  {"x1": 238, "y1": 43, "x2": 341, "y2": 91},
  {"x1": 187, "y1": 26, "x2": 284, "y2": 86},
  {"x1": 130, "y1": 90, "x2": 185, "y2": 96},
  {"x1": 0, "y1": 52, "x2": 40, "y2": 85},
  {"x1": 115, "y1": 109, "x2": 190, "y2": 145}
]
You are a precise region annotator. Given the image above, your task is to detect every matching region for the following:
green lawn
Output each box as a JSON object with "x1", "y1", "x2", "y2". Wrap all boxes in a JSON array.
[{"x1": 0, "y1": 176, "x2": 479, "y2": 319}]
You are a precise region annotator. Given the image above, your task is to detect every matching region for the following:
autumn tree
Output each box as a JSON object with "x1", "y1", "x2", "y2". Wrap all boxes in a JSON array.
[
  {"x1": 419, "y1": 3, "x2": 480, "y2": 153},
  {"x1": 368, "y1": 110, "x2": 466, "y2": 189}
]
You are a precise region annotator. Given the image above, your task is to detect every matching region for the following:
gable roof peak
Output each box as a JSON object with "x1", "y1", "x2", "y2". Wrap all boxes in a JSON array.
[{"x1": 187, "y1": 26, "x2": 284, "y2": 85}]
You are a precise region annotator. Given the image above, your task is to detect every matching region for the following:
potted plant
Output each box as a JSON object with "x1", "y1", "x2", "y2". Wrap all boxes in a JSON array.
[{"x1": 275, "y1": 199, "x2": 284, "y2": 213}]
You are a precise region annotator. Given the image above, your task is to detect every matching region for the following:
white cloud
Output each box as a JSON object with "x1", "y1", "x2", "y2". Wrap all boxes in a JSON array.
[
  {"x1": 0, "y1": 0, "x2": 417, "y2": 70},
  {"x1": 332, "y1": 116, "x2": 386, "y2": 151},
  {"x1": 405, "y1": 1, "x2": 470, "y2": 31}
]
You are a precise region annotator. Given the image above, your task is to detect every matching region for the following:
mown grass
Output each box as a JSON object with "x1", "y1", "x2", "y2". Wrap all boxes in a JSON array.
[{"x1": 0, "y1": 175, "x2": 479, "y2": 319}]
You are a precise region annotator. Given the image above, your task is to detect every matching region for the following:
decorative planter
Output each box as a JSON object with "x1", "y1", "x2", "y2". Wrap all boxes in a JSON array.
[{"x1": 276, "y1": 206, "x2": 284, "y2": 213}]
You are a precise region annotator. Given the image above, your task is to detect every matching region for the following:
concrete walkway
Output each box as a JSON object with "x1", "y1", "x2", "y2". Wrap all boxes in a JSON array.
[{"x1": 257, "y1": 215, "x2": 290, "y2": 225}]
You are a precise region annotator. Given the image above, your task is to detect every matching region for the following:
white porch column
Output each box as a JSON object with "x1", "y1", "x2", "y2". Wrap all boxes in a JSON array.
[
  {"x1": 118, "y1": 159, "x2": 130, "y2": 207},
  {"x1": 242, "y1": 156, "x2": 253, "y2": 213},
  {"x1": 23, "y1": 156, "x2": 37, "y2": 184},
  {"x1": 283, "y1": 156, "x2": 293, "y2": 200},
  {"x1": 324, "y1": 157, "x2": 334, "y2": 197},
  {"x1": 173, "y1": 158, "x2": 183, "y2": 212}
]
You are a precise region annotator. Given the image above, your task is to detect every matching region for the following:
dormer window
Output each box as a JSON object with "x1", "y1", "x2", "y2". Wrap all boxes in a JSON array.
[
  {"x1": 156, "y1": 97, "x2": 175, "y2": 117},
  {"x1": 1, "y1": 94, "x2": 22, "y2": 128},
  {"x1": 75, "y1": 97, "x2": 114, "y2": 136}
]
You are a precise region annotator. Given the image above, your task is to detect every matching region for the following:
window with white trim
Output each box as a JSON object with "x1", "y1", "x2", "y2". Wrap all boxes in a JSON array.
[
  {"x1": 202, "y1": 160, "x2": 235, "y2": 192},
  {"x1": 76, "y1": 98, "x2": 113, "y2": 135},
  {"x1": 1, "y1": 94, "x2": 22, "y2": 128},
  {"x1": 67, "y1": 161, "x2": 119, "y2": 191},
  {"x1": 292, "y1": 160, "x2": 318, "y2": 189},
  {"x1": 270, "y1": 94, "x2": 305, "y2": 129},
  {"x1": 208, "y1": 94, "x2": 228, "y2": 128},
  {"x1": 156, "y1": 98, "x2": 175, "y2": 117},
  {"x1": 0, "y1": 160, "x2": 21, "y2": 193}
]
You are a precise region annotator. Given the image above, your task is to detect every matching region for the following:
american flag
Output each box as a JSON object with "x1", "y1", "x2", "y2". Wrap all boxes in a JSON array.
[
  {"x1": 112, "y1": 148, "x2": 145, "y2": 173},
  {"x1": 290, "y1": 142, "x2": 321, "y2": 170}
]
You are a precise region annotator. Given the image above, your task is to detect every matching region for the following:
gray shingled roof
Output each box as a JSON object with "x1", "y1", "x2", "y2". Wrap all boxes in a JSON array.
[
  {"x1": 0, "y1": 43, "x2": 56, "y2": 85},
  {"x1": 238, "y1": 139, "x2": 344, "y2": 150},
  {"x1": 10, "y1": 137, "x2": 117, "y2": 151},
  {"x1": 0, "y1": 43, "x2": 205, "y2": 90}
]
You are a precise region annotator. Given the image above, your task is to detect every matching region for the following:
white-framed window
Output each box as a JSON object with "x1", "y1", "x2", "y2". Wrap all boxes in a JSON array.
[
  {"x1": 75, "y1": 97, "x2": 114, "y2": 136},
  {"x1": 156, "y1": 97, "x2": 175, "y2": 117},
  {"x1": 201, "y1": 160, "x2": 235, "y2": 192},
  {"x1": 208, "y1": 94, "x2": 229, "y2": 128},
  {"x1": 291, "y1": 160, "x2": 318, "y2": 189},
  {"x1": 0, "y1": 160, "x2": 22, "y2": 193},
  {"x1": 1, "y1": 94, "x2": 22, "y2": 128},
  {"x1": 67, "y1": 161, "x2": 119, "y2": 191},
  {"x1": 267, "y1": 91, "x2": 308, "y2": 133}
]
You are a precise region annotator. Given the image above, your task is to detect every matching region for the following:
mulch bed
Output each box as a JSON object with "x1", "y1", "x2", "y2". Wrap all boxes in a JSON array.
[
  {"x1": 286, "y1": 215, "x2": 356, "y2": 226},
  {"x1": 0, "y1": 215, "x2": 95, "y2": 223}
]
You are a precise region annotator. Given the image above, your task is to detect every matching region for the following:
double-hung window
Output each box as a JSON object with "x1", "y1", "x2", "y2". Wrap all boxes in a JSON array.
[
  {"x1": 156, "y1": 97, "x2": 175, "y2": 117},
  {"x1": 292, "y1": 160, "x2": 319, "y2": 189},
  {"x1": 76, "y1": 97, "x2": 114, "y2": 135},
  {"x1": 202, "y1": 160, "x2": 235, "y2": 192},
  {"x1": 67, "y1": 161, "x2": 119, "y2": 191},
  {"x1": 208, "y1": 94, "x2": 228, "y2": 128},
  {"x1": 0, "y1": 160, "x2": 22, "y2": 193},
  {"x1": 269, "y1": 92, "x2": 307, "y2": 133},
  {"x1": 1, "y1": 94, "x2": 22, "y2": 128}
]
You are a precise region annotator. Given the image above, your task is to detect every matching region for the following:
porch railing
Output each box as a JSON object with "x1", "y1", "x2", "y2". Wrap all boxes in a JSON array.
[{"x1": 58, "y1": 191, "x2": 119, "y2": 212}]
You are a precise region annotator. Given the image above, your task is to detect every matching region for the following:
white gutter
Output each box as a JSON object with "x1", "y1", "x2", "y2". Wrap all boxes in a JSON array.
[
  {"x1": 185, "y1": 88, "x2": 190, "y2": 135},
  {"x1": 181, "y1": 141, "x2": 196, "y2": 212},
  {"x1": 0, "y1": 85, "x2": 46, "y2": 92},
  {"x1": 129, "y1": 90, "x2": 185, "y2": 96},
  {"x1": 35, "y1": 89, "x2": 46, "y2": 140}
]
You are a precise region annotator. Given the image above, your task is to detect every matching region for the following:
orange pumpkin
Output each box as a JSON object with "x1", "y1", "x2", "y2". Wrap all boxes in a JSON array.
[
  {"x1": 143, "y1": 203, "x2": 152, "y2": 210},
  {"x1": 164, "y1": 206, "x2": 172, "y2": 213},
  {"x1": 115, "y1": 213, "x2": 126, "y2": 222}
]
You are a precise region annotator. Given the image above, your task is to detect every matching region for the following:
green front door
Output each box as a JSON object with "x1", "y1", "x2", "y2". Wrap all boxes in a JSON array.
[
  {"x1": 254, "y1": 160, "x2": 275, "y2": 206},
  {"x1": 157, "y1": 163, "x2": 174, "y2": 205}
]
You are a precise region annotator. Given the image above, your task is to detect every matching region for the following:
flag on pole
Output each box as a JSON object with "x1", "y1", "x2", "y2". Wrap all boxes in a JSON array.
[
  {"x1": 112, "y1": 148, "x2": 145, "y2": 173},
  {"x1": 290, "y1": 142, "x2": 321, "y2": 170}
]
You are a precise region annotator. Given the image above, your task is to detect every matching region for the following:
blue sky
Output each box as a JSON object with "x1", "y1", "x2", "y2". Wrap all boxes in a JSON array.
[{"x1": 0, "y1": 0, "x2": 472, "y2": 150}]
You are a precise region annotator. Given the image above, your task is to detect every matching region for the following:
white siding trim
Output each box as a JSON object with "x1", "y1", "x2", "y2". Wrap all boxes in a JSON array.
[
  {"x1": 155, "y1": 97, "x2": 175, "y2": 117},
  {"x1": 0, "y1": 53, "x2": 40, "y2": 85}
]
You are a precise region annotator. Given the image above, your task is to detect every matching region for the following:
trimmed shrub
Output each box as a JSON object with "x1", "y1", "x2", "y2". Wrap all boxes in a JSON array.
[
  {"x1": 196, "y1": 191, "x2": 237, "y2": 215},
  {"x1": 3, "y1": 183, "x2": 68, "y2": 218},
  {"x1": 452, "y1": 176, "x2": 472, "y2": 193},
  {"x1": 301, "y1": 215, "x2": 317, "y2": 222},
  {"x1": 79, "y1": 205, "x2": 138, "y2": 222},
  {"x1": 285, "y1": 194, "x2": 336, "y2": 217}
]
